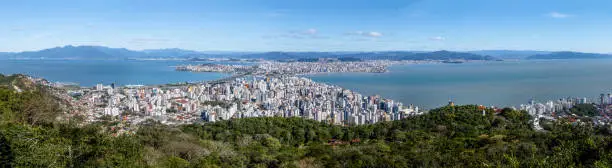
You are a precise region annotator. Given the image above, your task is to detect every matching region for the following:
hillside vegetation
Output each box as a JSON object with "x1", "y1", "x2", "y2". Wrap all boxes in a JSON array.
[{"x1": 0, "y1": 74, "x2": 611, "y2": 167}]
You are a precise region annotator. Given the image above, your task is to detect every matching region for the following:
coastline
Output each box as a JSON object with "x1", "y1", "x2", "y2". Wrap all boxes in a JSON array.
[{"x1": 4, "y1": 58, "x2": 612, "y2": 127}]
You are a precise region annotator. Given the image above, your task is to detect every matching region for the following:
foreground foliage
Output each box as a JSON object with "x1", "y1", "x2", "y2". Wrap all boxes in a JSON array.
[{"x1": 0, "y1": 75, "x2": 611, "y2": 167}]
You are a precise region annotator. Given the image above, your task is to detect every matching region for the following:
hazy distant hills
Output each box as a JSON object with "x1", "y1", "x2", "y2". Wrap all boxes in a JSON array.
[
  {"x1": 526, "y1": 51, "x2": 612, "y2": 59},
  {"x1": 238, "y1": 52, "x2": 338, "y2": 60},
  {"x1": 11, "y1": 46, "x2": 120, "y2": 59},
  {"x1": 1, "y1": 46, "x2": 500, "y2": 61},
  {"x1": 240, "y1": 51, "x2": 415, "y2": 60},
  {"x1": 469, "y1": 50, "x2": 612, "y2": 60},
  {"x1": 2, "y1": 45, "x2": 211, "y2": 60},
  {"x1": 407, "y1": 50, "x2": 498, "y2": 61},
  {"x1": 238, "y1": 50, "x2": 498, "y2": 61},
  {"x1": 468, "y1": 50, "x2": 551, "y2": 60},
  {"x1": 142, "y1": 48, "x2": 200, "y2": 55},
  {"x1": 1, "y1": 45, "x2": 610, "y2": 61}
]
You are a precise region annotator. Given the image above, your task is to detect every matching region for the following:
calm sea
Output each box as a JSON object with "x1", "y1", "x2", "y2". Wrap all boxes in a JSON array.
[
  {"x1": 308, "y1": 60, "x2": 612, "y2": 109},
  {"x1": 0, "y1": 60, "x2": 229, "y2": 86}
]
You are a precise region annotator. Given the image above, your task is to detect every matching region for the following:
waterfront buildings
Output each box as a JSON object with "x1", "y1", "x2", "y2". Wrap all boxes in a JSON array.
[
  {"x1": 519, "y1": 96, "x2": 612, "y2": 130},
  {"x1": 74, "y1": 75, "x2": 420, "y2": 126},
  {"x1": 176, "y1": 60, "x2": 399, "y2": 75},
  {"x1": 37, "y1": 60, "x2": 610, "y2": 129}
]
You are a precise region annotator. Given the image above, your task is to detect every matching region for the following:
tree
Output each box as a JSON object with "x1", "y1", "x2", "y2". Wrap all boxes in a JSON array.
[
  {"x1": 570, "y1": 103, "x2": 599, "y2": 117},
  {"x1": 0, "y1": 132, "x2": 14, "y2": 168},
  {"x1": 163, "y1": 156, "x2": 190, "y2": 168}
]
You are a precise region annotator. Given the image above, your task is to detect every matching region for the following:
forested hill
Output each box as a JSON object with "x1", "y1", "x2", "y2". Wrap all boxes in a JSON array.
[
  {"x1": 0, "y1": 74, "x2": 38, "y2": 91},
  {"x1": 1, "y1": 78, "x2": 611, "y2": 168},
  {"x1": 182, "y1": 106, "x2": 611, "y2": 167}
]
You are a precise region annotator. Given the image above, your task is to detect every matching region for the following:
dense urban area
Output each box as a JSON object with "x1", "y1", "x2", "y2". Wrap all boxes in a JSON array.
[
  {"x1": 1, "y1": 60, "x2": 612, "y2": 167},
  {"x1": 175, "y1": 60, "x2": 401, "y2": 74},
  {"x1": 4, "y1": 0, "x2": 612, "y2": 166},
  {"x1": 55, "y1": 61, "x2": 612, "y2": 130},
  {"x1": 58, "y1": 61, "x2": 425, "y2": 130}
]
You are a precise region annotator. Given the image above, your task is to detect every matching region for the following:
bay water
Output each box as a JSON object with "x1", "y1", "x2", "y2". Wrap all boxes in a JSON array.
[
  {"x1": 2, "y1": 59, "x2": 612, "y2": 108},
  {"x1": 0, "y1": 60, "x2": 229, "y2": 87},
  {"x1": 308, "y1": 60, "x2": 612, "y2": 108}
]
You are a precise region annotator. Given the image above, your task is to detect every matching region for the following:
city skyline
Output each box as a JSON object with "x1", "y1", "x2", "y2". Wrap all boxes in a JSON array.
[
  {"x1": 2, "y1": 0, "x2": 612, "y2": 53},
  {"x1": 1, "y1": 1, "x2": 611, "y2": 167}
]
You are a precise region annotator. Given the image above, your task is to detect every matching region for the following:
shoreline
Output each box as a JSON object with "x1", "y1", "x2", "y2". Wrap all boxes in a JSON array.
[{"x1": 5, "y1": 58, "x2": 611, "y2": 127}]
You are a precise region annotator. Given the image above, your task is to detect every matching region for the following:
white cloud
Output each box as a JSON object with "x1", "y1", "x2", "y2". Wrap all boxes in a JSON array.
[
  {"x1": 266, "y1": 28, "x2": 324, "y2": 39},
  {"x1": 349, "y1": 31, "x2": 363, "y2": 35},
  {"x1": 430, "y1": 36, "x2": 445, "y2": 41},
  {"x1": 348, "y1": 31, "x2": 383, "y2": 38},
  {"x1": 304, "y1": 28, "x2": 317, "y2": 35},
  {"x1": 367, "y1": 32, "x2": 383, "y2": 37},
  {"x1": 548, "y1": 12, "x2": 571, "y2": 18}
]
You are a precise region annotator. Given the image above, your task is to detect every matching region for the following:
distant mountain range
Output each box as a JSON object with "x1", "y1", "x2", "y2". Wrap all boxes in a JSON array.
[
  {"x1": 407, "y1": 50, "x2": 498, "y2": 61},
  {"x1": 526, "y1": 51, "x2": 612, "y2": 59},
  {"x1": 141, "y1": 48, "x2": 202, "y2": 57},
  {"x1": 0, "y1": 45, "x2": 247, "y2": 60},
  {"x1": 468, "y1": 50, "x2": 551, "y2": 59},
  {"x1": 237, "y1": 50, "x2": 498, "y2": 61},
  {"x1": 0, "y1": 45, "x2": 609, "y2": 61},
  {"x1": 240, "y1": 51, "x2": 417, "y2": 60},
  {"x1": 238, "y1": 52, "x2": 337, "y2": 60}
]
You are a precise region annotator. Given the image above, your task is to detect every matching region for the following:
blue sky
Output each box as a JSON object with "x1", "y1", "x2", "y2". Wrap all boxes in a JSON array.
[{"x1": 1, "y1": 0, "x2": 612, "y2": 52}]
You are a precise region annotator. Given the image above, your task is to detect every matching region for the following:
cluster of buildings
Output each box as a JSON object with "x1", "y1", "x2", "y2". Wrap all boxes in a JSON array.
[
  {"x1": 256, "y1": 61, "x2": 390, "y2": 74},
  {"x1": 519, "y1": 96, "x2": 612, "y2": 131},
  {"x1": 176, "y1": 60, "x2": 395, "y2": 75},
  {"x1": 37, "y1": 58, "x2": 612, "y2": 131},
  {"x1": 22, "y1": 63, "x2": 612, "y2": 134},
  {"x1": 519, "y1": 98, "x2": 579, "y2": 130},
  {"x1": 176, "y1": 63, "x2": 252, "y2": 73},
  {"x1": 66, "y1": 75, "x2": 420, "y2": 126}
]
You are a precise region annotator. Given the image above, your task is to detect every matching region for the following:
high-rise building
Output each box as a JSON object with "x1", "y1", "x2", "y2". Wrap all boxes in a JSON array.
[{"x1": 96, "y1": 83, "x2": 103, "y2": 91}]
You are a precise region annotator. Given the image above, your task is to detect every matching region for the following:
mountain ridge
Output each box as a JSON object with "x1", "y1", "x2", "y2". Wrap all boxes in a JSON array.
[
  {"x1": 468, "y1": 50, "x2": 551, "y2": 59},
  {"x1": 3, "y1": 45, "x2": 611, "y2": 61},
  {"x1": 3, "y1": 45, "x2": 204, "y2": 60},
  {"x1": 527, "y1": 51, "x2": 612, "y2": 59}
]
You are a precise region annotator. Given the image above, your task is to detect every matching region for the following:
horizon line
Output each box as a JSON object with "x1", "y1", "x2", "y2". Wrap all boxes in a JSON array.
[{"x1": 2, "y1": 45, "x2": 611, "y2": 54}]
